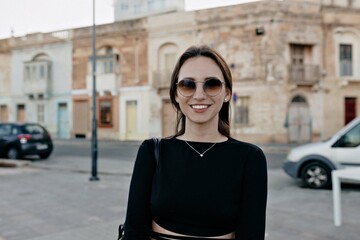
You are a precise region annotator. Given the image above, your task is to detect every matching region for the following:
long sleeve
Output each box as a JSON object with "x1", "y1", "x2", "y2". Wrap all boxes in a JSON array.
[
  {"x1": 236, "y1": 147, "x2": 268, "y2": 240},
  {"x1": 124, "y1": 139, "x2": 156, "y2": 239}
]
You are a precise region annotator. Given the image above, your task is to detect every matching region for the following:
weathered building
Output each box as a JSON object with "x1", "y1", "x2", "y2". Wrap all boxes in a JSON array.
[
  {"x1": 71, "y1": 20, "x2": 150, "y2": 140},
  {"x1": 321, "y1": 0, "x2": 360, "y2": 139},
  {"x1": 148, "y1": 0, "x2": 360, "y2": 143},
  {"x1": 4, "y1": 31, "x2": 73, "y2": 138},
  {"x1": 0, "y1": 39, "x2": 11, "y2": 123}
]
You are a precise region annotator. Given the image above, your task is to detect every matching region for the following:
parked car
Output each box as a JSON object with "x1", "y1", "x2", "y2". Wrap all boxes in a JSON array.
[
  {"x1": 0, "y1": 122, "x2": 53, "y2": 160},
  {"x1": 283, "y1": 116, "x2": 360, "y2": 189}
]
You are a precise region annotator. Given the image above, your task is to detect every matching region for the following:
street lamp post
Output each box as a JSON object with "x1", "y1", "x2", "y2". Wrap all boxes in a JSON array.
[{"x1": 90, "y1": 0, "x2": 99, "y2": 181}]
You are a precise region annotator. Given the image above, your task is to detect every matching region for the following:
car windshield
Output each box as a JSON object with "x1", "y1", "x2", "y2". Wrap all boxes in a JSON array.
[{"x1": 22, "y1": 125, "x2": 45, "y2": 134}]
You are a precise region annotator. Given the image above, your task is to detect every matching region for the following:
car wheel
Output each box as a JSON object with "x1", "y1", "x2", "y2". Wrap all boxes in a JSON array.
[
  {"x1": 7, "y1": 147, "x2": 21, "y2": 160},
  {"x1": 301, "y1": 162, "x2": 331, "y2": 189},
  {"x1": 39, "y1": 152, "x2": 51, "y2": 159}
]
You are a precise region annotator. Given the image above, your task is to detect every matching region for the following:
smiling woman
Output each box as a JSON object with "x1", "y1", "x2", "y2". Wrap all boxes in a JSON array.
[{"x1": 122, "y1": 45, "x2": 268, "y2": 240}]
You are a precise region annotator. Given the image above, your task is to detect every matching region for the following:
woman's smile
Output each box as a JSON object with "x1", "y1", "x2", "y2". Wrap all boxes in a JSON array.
[{"x1": 191, "y1": 104, "x2": 211, "y2": 110}]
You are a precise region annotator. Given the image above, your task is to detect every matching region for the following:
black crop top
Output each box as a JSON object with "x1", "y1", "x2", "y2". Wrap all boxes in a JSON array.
[{"x1": 124, "y1": 137, "x2": 267, "y2": 239}]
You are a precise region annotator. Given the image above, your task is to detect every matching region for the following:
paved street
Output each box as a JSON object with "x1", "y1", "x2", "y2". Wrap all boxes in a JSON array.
[{"x1": 0, "y1": 139, "x2": 359, "y2": 240}]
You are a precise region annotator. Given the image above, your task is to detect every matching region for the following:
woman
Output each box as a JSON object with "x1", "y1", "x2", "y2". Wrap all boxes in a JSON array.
[{"x1": 124, "y1": 45, "x2": 267, "y2": 239}]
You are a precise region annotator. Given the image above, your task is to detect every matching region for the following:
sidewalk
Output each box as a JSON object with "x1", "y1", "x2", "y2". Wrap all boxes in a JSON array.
[
  {"x1": 1, "y1": 152, "x2": 360, "y2": 240},
  {"x1": 31, "y1": 156, "x2": 135, "y2": 175},
  {"x1": 0, "y1": 156, "x2": 131, "y2": 240}
]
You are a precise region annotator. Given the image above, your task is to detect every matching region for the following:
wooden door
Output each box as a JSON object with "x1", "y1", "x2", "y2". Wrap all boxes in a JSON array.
[
  {"x1": 17, "y1": 104, "x2": 25, "y2": 122},
  {"x1": 345, "y1": 97, "x2": 356, "y2": 125},
  {"x1": 73, "y1": 100, "x2": 89, "y2": 137},
  {"x1": 125, "y1": 100, "x2": 138, "y2": 140},
  {"x1": 0, "y1": 105, "x2": 8, "y2": 122},
  {"x1": 288, "y1": 96, "x2": 312, "y2": 143}
]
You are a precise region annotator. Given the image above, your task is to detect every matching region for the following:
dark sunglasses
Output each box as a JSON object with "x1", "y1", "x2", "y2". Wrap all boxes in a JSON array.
[{"x1": 176, "y1": 78, "x2": 225, "y2": 97}]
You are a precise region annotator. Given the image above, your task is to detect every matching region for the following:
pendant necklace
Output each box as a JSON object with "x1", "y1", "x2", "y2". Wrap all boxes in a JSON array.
[{"x1": 184, "y1": 141, "x2": 217, "y2": 157}]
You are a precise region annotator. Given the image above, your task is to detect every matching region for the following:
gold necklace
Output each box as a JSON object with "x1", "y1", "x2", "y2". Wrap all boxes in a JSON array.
[{"x1": 184, "y1": 141, "x2": 217, "y2": 157}]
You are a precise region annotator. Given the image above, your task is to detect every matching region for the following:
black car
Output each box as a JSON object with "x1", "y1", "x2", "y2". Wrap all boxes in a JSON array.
[{"x1": 0, "y1": 123, "x2": 53, "y2": 159}]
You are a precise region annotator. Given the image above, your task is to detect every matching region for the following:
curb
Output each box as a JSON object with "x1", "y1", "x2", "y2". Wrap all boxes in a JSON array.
[
  {"x1": 30, "y1": 163, "x2": 132, "y2": 176},
  {"x1": 0, "y1": 159, "x2": 32, "y2": 168}
]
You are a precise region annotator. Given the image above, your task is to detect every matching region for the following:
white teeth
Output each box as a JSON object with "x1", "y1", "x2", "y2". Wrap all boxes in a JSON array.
[{"x1": 192, "y1": 105, "x2": 208, "y2": 109}]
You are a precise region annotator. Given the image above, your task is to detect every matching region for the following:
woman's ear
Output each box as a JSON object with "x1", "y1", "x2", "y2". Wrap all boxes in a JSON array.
[{"x1": 224, "y1": 90, "x2": 231, "y2": 102}]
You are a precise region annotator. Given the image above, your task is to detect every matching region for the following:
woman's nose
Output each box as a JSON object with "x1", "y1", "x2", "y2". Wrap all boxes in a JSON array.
[{"x1": 192, "y1": 82, "x2": 206, "y2": 99}]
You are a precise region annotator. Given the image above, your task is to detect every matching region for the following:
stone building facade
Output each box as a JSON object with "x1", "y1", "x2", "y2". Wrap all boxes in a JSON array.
[
  {"x1": 149, "y1": 0, "x2": 360, "y2": 143},
  {"x1": 0, "y1": 39, "x2": 11, "y2": 123},
  {"x1": 0, "y1": 31, "x2": 73, "y2": 138},
  {"x1": 321, "y1": 1, "x2": 360, "y2": 139},
  {"x1": 71, "y1": 20, "x2": 151, "y2": 140}
]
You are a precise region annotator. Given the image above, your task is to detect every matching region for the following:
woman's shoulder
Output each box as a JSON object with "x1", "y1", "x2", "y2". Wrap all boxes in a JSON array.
[
  {"x1": 227, "y1": 137, "x2": 262, "y2": 150},
  {"x1": 138, "y1": 138, "x2": 160, "y2": 151},
  {"x1": 227, "y1": 138, "x2": 267, "y2": 165}
]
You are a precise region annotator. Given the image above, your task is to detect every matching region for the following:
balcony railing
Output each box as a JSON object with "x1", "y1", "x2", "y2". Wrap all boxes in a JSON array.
[
  {"x1": 289, "y1": 64, "x2": 320, "y2": 85},
  {"x1": 153, "y1": 70, "x2": 172, "y2": 89},
  {"x1": 23, "y1": 79, "x2": 50, "y2": 96}
]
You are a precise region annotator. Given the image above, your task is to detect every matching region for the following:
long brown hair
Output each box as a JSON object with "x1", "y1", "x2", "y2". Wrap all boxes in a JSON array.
[{"x1": 169, "y1": 45, "x2": 233, "y2": 137}]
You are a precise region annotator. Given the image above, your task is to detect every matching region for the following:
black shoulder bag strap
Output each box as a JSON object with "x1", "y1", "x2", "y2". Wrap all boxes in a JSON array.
[
  {"x1": 117, "y1": 138, "x2": 161, "y2": 240},
  {"x1": 117, "y1": 224, "x2": 124, "y2": 240}
]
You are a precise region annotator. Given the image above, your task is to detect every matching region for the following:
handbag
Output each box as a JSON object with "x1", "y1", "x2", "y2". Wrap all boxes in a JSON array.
[{"x1": 117, "y1": 137, "x2": 161, "y2": 240}]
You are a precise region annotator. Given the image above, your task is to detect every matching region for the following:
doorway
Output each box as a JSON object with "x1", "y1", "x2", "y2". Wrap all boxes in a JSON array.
[
  {"x1": 58, "y1": 103, "x2": 69, "y2": 138},
  {"x1": 344, "y1": 97, "x2": 356, "y2": 125},
  {"x1": 125, "y1": 100, "x2": 138, "y2": 140},
  {"x1": 288, "y1": 95, "x2": 312, "y2": 143},
  {"x1": 16, "y1": 104, "x2": 25, "y2": 122},
  {"x1": 73, "y1": 100, "x2": 89, "y2": 138}
]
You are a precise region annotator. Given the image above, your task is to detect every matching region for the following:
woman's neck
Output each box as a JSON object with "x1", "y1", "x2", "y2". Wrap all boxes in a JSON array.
[{"x1": 179, "y1": 124, "x2": 227, "y2": 142}]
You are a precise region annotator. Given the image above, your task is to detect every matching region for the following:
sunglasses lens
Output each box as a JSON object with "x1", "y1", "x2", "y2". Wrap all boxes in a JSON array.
[
  {"x1": 177, "y1": 79, "x2": 224, "y2": 96},
  {"x1": 204, "y1": 78, "x2": 223, "y2": 96},
  {"x1": 177, "y1": 79, "x2": 196, "y2": 96}
]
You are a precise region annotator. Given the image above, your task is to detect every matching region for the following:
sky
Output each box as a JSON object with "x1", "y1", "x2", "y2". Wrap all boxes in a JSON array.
[{"x1": 0, "y1": 0, "x2": 255, "y2": 39}]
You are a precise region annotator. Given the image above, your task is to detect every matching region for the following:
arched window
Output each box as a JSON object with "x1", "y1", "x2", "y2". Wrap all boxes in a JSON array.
[
  {"x1": 32, "y1": 53, "x2": 50, "y2": 61},
  {"x1": 24, "y1": 53, "x2": 51, "y2": 82},
  {"x1": 291, "y1": 95, "x2": 307, "y2": 103},
  {"x1": 158, "y1": 43, "x2": 178, "y2": 72},
  {"x1": 90, "y1": 46, "x2": 119, "y2": 74},
  {"x1": 155, "y1": 43, "x2": 179, "y2": 87}
]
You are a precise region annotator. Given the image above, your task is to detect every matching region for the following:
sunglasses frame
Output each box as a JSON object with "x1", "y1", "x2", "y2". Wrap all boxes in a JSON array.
[{"x1": 176, "y1": 78, "x2": 225, "y2": 97}]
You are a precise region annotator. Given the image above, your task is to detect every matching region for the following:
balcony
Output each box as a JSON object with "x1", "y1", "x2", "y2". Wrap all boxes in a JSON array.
[
  {"x1": 86, "y1": 73, "x2": 119, "y2": 95},
  {"x1": 23, "y1": 78, "x2": 51, "y2": 97},
  {"x1": 289, "y1": 64, "x2": 320, "y2": 85},
  {"x1": 23, "y1": 61, "x2": 52, "y2": 98},
  {"x1": 153, "y1": 69, "x2": 172, "y2": 89}
]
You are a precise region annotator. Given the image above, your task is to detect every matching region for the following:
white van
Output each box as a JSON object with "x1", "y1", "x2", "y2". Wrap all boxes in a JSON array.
[{"x1": 283, "y1": 116, "x2": 360, "y2": 189}]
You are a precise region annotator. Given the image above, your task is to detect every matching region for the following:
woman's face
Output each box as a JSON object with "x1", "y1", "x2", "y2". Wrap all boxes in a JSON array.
[{"x1": 175, "y1": 56, "x2": 230, "y2": 128}]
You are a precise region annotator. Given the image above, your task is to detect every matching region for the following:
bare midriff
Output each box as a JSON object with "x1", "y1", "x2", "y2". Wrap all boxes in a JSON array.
[{"x1": 152, "y1": 220, "x2": 235, "y2": 239}]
